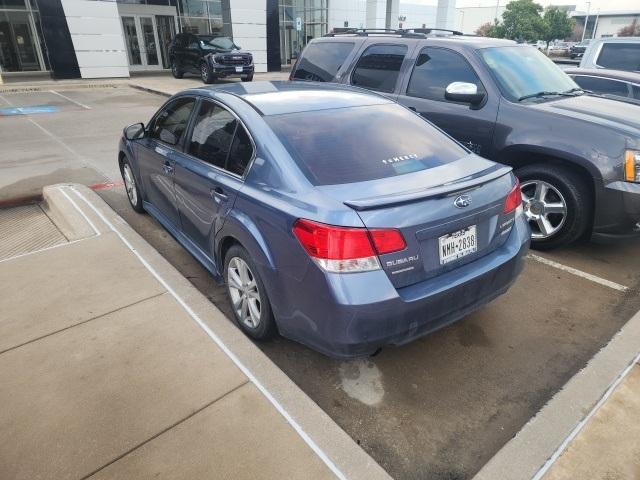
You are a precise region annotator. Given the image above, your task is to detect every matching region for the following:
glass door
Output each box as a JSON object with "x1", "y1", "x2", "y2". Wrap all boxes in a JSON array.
[
  {"x1": 122, "y1": 14, "x2": 172, "y2": 71},
  {"x1": 138, "y1": 16, "x2": 159, "y2": 68},
  {"x1": 155, "y1": 15, "x2": 176, "y2": 69},
  {"x1": 122, "y1": 16, "x2": 142, "y2": 68}
]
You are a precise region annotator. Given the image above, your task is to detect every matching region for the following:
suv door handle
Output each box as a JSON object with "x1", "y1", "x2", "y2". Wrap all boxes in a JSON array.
[
  {"x1": 211, "y1": 187, "x2": 228, "y2": 203},
  {"x1": 162, "y1": 162, "x2": 174, "y2": 174}
]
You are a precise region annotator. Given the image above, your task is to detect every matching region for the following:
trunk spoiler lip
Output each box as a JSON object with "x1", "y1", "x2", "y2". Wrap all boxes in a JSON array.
[{"x1": 344, "y1": 164, "x2": 513, "y2": 211}]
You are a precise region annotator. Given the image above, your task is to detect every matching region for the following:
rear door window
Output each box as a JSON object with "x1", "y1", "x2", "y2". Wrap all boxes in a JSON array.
[
  {"x1": 188, "y1": 100, "x2": 237, "y2": 169},
  {"x1": 571, "y1": 75, "x2": 630, "y2": 98},
  {"x1": 292, "y1": 42, "x2": 355, "y2": 82},
  {"x1": 596, "y1": 43, "x2": 640, "y2": 71},
  {"x1": 407, "y1": 47, "x2": 485, "y2": 102},
  {"x1": 265, "y1": 103, "x2": 466, "y2": 186},
  {"x1": 351, "y1": 44, "x2": 408, "y2": 93},
  {"x1": 187, "y1": 100, "x2": 254, "y2": 176}
]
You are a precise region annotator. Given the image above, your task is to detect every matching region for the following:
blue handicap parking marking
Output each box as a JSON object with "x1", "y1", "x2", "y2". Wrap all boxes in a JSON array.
[{"x1": 0, "y1": 105, "x2": 60, "y2": 116}]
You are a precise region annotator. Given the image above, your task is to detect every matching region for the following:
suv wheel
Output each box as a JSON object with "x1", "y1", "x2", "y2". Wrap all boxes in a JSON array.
[
  {"x1": 241, "y1": 73, "x2": 254, "y2": 82},
  {"x1": 200, "y1": 62, "x2": 215, "y2": 84},
  {"x1": 224, "y1": 245, "x2": 276, "y2": 340},
  {"x1": 171, "y1": 61, "x2": 183, "y2": 79},
  {"x1": 516, "y1": 164, "x2": 591, "y2": 250}
]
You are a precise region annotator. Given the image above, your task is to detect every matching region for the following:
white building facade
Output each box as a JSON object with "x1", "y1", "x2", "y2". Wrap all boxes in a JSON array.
[{"x1": 0, "y1": 0, "x2": 458, "y2": 81}]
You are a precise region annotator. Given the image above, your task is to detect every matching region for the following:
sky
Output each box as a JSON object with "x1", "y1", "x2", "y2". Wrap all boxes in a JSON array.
[{"x1": 408, "y1": 0, "x2": 640, "y2": 11}]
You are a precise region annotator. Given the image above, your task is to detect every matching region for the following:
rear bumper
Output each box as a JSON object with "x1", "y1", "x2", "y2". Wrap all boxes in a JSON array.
[
  {"x1": 277, "y1": 215, "x2": 530, "y2": 358},
  {"x1": 592, "y1": 181, "x2": 640, "y2": 240}
]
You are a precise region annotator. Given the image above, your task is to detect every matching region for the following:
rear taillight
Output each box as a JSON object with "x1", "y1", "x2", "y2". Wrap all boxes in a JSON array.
[
  {"x1": 503, "y1": 179, "x2": 522, "y2": 214},
  {"x1": 292, "y1": 219, "x2": 406, "y2": 273}
]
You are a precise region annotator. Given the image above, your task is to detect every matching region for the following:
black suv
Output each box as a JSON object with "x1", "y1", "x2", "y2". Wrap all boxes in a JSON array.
[
  {"x1": 290, "y1": 29, "x2": 640, "y2": 249},
  {"x1": 168, "y1": 34, "x2": 254, "y2": 84}
]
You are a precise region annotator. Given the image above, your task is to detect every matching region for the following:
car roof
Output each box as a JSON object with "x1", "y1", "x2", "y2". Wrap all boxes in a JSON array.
[
  {"x1": 186, "y1": 81, "x2": 393, "y2": 116},
  {"x1": 565, "y1": 68, "x2": 640, "y2": 83},
  {"x1": 315, "y1": 33, "x2": 516, "y2": 49}
]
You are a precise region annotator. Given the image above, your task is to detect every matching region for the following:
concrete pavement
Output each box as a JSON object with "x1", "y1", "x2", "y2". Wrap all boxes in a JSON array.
[{"x1": 0, "y1": 184, "x2": 390, "y2": 480}]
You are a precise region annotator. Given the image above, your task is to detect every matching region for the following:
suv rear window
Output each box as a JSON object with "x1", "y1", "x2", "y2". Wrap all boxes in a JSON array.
[
  {"x1": 351, "y1": 44, "x2": 408, "y2": 93},
  {"x1": 265, "y1": 104, "x2": 466, "y2": 186},
  {"x1": 597, "y1": 43, "x2": 640, "y2": 71},
  {"x1": 292, "y1": 42, "x2": 354, "y2": 82}
]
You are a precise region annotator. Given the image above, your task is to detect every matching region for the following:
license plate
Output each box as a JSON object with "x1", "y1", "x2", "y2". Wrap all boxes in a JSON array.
[
  {"x1": 235, "y1": 66, "x2": 243, "y2": 73},
  {"x1": 438, "y1": 225, "x2": 477, "y2": 265}
]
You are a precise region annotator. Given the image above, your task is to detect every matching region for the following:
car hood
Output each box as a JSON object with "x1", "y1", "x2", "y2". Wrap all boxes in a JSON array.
[{"x1": 530, "y1": 94, "x2": 640, "y2": 137}]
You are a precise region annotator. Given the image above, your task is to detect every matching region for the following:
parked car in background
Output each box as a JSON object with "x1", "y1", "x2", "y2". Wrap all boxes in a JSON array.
[
  {"x1": 168, "y1": 34, "x2": 254, "y2": 84},
  {"x1": 580, "y1": 37, "x2": 640, "y2": 72},
  {"x1": 569, "y1": 41, "x2": 589, "y2": 59},
  {"x1": 291, "y1": 30, "x2": 640, "y2": 249},
  {"x1": 548, "y1": 41, "x2": 570, "y2": 56},
  {"x1": 565, "y1": 68, "x2": 640, "y2": 106},
  {"x1": 117, "y1": 82, "x2": 530, "y2": 357}
]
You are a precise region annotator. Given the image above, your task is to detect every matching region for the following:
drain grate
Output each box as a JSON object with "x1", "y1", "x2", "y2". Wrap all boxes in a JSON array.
[{"x1": 0, "y1": 204, "x2": 68, "y2": 261}]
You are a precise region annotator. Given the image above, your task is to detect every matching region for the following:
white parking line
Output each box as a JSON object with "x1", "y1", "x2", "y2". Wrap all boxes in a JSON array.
[
  {"x1": 67, "y1": 186, "x2": 349, "y2": 480},
  {"x1": 529, "y1": 254, "x2": 629, "y2": 292},
  {"x1": 49, "y1": 90, "x2": 92, "y2": 110}
]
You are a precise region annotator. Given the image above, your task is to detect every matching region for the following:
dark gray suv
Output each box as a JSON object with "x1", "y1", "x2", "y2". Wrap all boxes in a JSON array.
[{"x1": 291, "y1": 29, "x2": 640, "y2": 249}]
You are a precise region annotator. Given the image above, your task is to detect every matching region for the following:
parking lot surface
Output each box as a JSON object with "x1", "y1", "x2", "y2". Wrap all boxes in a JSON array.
[{"x1": 2, "y1": 86, "x2": 640, "y2": 479}]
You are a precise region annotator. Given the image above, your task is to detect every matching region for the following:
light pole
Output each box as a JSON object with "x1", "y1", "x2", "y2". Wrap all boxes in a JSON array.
[
  {"x1": 581, "y1": 1, "x2": 591, "y2": 43},
  {"x1": 495, "y1": 0, "x2": 500, "y2": 23}
]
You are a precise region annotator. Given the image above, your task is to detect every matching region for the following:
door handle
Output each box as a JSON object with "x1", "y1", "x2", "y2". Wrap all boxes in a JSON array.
[
  {"x1": 162, "y1": 162, "x2": 174, "y2": 174},
  {"x1": 211, "y1": 187, "x2": 228, "y2": 203}
]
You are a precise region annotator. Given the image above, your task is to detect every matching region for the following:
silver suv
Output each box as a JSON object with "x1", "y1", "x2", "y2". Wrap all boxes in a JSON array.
[{"x1": 580, "y1": 37, "x2": 640, "y2": 72}]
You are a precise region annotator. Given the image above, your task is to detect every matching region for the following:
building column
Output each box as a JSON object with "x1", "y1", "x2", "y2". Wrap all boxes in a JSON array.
[
  {"x1": 224, "y1": 0, "x2": 268, "y2": 73},
  {"x1": 436, "y1": 0, "x2": 456, "y2": 30}
]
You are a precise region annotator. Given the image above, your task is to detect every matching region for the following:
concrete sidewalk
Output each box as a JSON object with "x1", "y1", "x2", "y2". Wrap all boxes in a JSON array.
[{"x1": 0, "y1": 184, "x2": 390, "y2": 480}]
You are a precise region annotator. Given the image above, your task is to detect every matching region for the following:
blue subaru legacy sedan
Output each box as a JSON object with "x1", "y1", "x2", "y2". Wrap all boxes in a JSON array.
[{"x1": 118, "y1": 81, "x2": 530, "y2": 358}]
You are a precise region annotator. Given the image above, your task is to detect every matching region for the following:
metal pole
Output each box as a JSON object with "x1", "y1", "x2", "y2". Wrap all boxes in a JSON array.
[
  {"x1": 495, "y1": 0, "x2": 500, "y2": 22},
  {"x1": 592, "y1": 9, "x2": 600, "y2": 39},
  {"x1": 581, "y1": 1, "x2": 590, "y2": 43}
]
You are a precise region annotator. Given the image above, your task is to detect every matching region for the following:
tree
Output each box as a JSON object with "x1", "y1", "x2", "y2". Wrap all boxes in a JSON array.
[
  {"x1": 541, "y1": 7, "x2": 574, "y2": 48},
  {"x1": 618, "y1": 19, "x2": 640, "y2": 37},
  {"x1": 499, "y1": 0, "x2": 546, "y2": 42},
  {"x1": 475, "y1": 22, "x2": 493, "y2": 37}
]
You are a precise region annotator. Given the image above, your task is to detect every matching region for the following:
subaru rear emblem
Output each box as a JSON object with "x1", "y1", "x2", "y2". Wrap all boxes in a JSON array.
[{"x1": 454, "y1": 194, "x2": 471, "y2": 208}]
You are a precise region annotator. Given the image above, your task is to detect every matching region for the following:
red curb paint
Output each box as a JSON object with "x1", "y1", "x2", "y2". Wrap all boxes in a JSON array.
[{"x1": 89, "y1": 181, "x2": 123, "y2": 191}]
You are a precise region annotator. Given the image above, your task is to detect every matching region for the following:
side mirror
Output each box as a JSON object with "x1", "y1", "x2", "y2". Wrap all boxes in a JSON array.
[
  {"x1": 445, "y1": 82, "x2": 485, "y2": 106},
  {"x1": 159, "y1": 129, "x2": 178, "y2": 145},
  {"x1": 124, "y1": 123, "x2": 145, "y2": 140}
]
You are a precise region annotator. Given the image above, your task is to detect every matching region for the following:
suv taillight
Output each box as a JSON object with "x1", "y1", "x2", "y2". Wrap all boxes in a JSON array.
[
  {"x1": 504, "y1": 179, "x2": 522, "y2": 214},
  {"x1": 292, "y1": 219, "x2": 405, "y2": 273}
]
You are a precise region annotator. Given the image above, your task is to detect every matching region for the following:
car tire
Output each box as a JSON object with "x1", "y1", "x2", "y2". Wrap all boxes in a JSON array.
[
  {"x1": 224, "y1": 244, "x2": 276, "y2": 341},
  {"x1": 120, "y1": 156, "x2": 144, "y2": 213},
  {"x1": 516, "y1": 163, "x2": 591, "y2": 250},
  {"x1": 200, "y1": 62, "x2": 215, "y2": 84},
  {"x1": 241, "y1": 73, "x2": 254, "y2": 82},
  {"x1": 171, "y1": 60, "x2": 183, "y2": 79}
]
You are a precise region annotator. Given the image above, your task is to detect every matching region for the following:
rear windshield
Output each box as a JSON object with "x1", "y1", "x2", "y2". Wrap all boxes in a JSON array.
[
  {"x1": 292, "y1": 42, "x2": 354, "y2": 82},
  {"x1": 597, "y1": 43, "x2": 640, "y2": 71},
  {"x1": 265, "y1": 104, "x2": 467, "y2": 186}
]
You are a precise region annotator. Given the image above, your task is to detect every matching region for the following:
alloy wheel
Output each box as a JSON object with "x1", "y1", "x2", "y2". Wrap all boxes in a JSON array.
[
  {"x1": 227, "y1": 257, "x2": 261, "y2": 329},
  {"x1": 201, "y1": 64, "x2": 209, "y2": 82},
  {"x1": 521, "y1": 179, "x2": 567, "y2": 239},
  {"x1": 122, "y1": 163, "x2": 138, "y2": 206}
]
